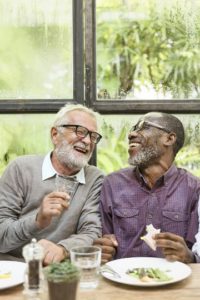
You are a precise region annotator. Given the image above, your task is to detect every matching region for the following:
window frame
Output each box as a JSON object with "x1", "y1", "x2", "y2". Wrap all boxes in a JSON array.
[
  {"x1": 0, "y1": 0, "x2": 84, "y2": 113},
  {"x1": 85, "y1": 0, "x2": 200, "y2": 115},
  {"x1": 0, "y1": 0, "x2": 200, "y2": 116}
]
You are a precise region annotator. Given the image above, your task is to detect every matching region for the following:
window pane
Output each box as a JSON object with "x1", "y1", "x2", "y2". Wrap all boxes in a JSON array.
[
  {"x1": 0, "y1": 0, "x2": 73, "y2": 99},
  {"x1": 0, "y1": 113, "x2": 199, "y2": 178},
  {"x1": 97, "y1": 114, "x2": 200, "y2": 177},
  {"x1": 0, "y1": 114, "x2": 52, "y2": 174},
  {"x1": 96, "y1": 0, "x2": 200, "y2": 100}
]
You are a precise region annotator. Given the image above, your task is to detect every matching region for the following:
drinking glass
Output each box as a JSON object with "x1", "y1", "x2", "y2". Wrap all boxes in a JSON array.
[
  {"x1": 70, "y1": 246, "x2": 101, "y2": 289},
  {"x1": 55, "y1": 175, "x2": 78, "y2": 203}
]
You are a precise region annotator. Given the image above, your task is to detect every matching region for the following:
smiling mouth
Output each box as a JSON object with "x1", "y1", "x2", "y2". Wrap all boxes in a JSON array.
[
  {"x1": 74, "y1": 145, "x2": 88, "y2": 154},
  {"x1": 129, "y1": 142, "x2": 141, "y2": 148}
]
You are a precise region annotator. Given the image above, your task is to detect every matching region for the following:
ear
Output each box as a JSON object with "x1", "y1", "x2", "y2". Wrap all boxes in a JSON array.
[
  {"x1": 51, "y1": 127, "x2": 59, "y2": 145},
  {"x1": 164, "y1": 132, "x2": 177, "y2": 147}
]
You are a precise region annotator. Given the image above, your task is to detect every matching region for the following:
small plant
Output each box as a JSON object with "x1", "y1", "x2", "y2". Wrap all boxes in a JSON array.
[
  {"x1": 44, "y1": 260, "x2": 80, "y2": 283},
  {"x1": 44, "y1": 260, "x2": 80, "y2": 300}
]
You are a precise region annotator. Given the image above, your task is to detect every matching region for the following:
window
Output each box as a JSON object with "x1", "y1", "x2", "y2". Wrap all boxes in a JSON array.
[
  {"x1": 96, "y1": 0, "x2": 200, "y2": 102},
  {"x1": 0, "y1": 1, "x2": 200, "y2": 175},
  {"x1": 0, "y1": 0, "x2": 73, "y2": 100},
  {"x1": 85, "y1": 0, "x2": 200, "y2": 113},
  {"x1": 0, "y1": 0, "x2": 83, "y2": 112},
  {"x1": 97, "y1": 114, "x2": 200, "y2": 177}
]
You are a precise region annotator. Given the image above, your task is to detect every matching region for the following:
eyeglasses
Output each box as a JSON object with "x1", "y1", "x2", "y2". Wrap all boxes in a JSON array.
[
  {"x1": 130, "y1": 120, "x2": 171, "y2": 134},
  {"x1": 58, "y1": 124, "x2": 102, "y2": 144}
]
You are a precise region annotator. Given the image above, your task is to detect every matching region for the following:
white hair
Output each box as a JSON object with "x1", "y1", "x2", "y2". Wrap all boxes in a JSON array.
[{"x1": 53, "y1": 104, "x2": 99, "y2": 127}]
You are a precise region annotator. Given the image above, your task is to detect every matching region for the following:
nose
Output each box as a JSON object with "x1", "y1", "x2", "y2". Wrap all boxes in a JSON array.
[
  {"x1": 128, "y1": 130, "x2": 138, "y2": 140},
  {"x1": 81, "y1": 133, "x2": 92, "y2": 144}
]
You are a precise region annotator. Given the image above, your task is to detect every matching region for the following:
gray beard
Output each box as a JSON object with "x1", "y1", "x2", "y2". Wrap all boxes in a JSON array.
[
  {"x1": 128, "y1": 145, "x2": 161, "y2": 168},
  {"x1": 55, "y1": 140, "x2": 92, "y2": 170}
]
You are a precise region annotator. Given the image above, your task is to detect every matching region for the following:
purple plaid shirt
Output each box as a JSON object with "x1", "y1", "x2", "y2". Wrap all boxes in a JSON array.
[{"x1": 100, "y1": 165, "x2": 200, "y2": 260}]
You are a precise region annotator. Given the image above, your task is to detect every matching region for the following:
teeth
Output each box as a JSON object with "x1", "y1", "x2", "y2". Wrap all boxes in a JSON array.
[
  {"x1": 74, "y1": 146, "x2": 87, "y2": 153},
  {"x1": 129, "y1": 142, "x2": 140, "y2": 147}
]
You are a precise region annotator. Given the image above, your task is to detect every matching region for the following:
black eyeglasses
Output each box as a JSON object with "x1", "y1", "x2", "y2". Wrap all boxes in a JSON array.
[
  {"x1": 130, "y1": 120, "x2": 171, "y2": 134},
  {"x1": 58, "y1": 124, "x2": 102, "y2": 144}
]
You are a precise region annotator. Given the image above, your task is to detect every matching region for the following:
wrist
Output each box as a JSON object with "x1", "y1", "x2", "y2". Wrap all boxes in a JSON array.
[
  {"x1": 35, "y1": 213, "x2": 50, "y2": 229},
  {"x1": 186, "y1": 250, "x2": 196, "y2": 263},
  {"x1": 58, "y1": 245, "x2": 69, "y2": 260}
]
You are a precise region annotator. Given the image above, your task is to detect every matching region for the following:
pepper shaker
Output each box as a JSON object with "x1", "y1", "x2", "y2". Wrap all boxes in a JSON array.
[{"x1": 23, "y1": 238, "x2": 44, "y2": 295}]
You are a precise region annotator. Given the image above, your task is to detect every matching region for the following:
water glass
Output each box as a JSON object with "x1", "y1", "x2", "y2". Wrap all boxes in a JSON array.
[
  {"x1": 70, "y1": 246, "x2": 101, "y2": 289},
  {"x1": 55, "y1": 175, "x2": 78, "y2": 203}
]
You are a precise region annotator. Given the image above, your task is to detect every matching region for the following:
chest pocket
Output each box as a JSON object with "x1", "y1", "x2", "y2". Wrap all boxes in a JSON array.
[
  {"x1": 162, "y1": 210, "x2": 188, "y2": 236},
  {"x1": 113, "y1": 208, "x2": 139, "y2": 237}
]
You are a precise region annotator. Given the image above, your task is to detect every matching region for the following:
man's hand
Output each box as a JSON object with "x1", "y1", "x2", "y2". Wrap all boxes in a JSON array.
[
  {"x1": 154, "y1": 232, "x2": 194, "y2": 263},
  {"x1": 36, "y1": 192, "x2": 70, "y2": 229},
  {"x1": 93, "y1": 234, "x2": 118, "y2": 264},
  {"x1": 38, "y1": 239, "x2": 68, "y2": 266}
]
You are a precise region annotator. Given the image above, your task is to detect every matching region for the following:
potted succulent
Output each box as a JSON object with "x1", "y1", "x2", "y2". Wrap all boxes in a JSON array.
[{"x1": 44, "y1": 260, "x2": 80, "y2": 300}]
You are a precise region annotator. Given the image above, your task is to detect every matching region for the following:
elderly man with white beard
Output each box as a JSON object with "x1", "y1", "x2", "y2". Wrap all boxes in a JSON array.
[
  {"x1": 0, "y1": 104, "x2": 104, "y2": 265},
  {"x1": 94, "y1": 112, "x2": 200, "y2": 264}
]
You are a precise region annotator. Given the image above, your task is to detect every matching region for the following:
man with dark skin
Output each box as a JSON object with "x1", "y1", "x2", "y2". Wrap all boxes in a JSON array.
[{"x1": 94, "y1": 112, "x2": 200, "y2": 264}]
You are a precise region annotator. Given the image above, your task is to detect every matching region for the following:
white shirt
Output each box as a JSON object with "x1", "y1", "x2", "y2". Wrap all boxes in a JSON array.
[
  {"x1": 192, "y1": 197, "x2": 200, "y2": 256},
  {"x1": 42, "y1": 152, "x2": 86, "y2": 184}
]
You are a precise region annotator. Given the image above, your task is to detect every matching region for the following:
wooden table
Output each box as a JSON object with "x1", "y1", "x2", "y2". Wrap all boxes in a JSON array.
[{"x1": 1, "y1": 264, "x2": 200, "y2": 300}]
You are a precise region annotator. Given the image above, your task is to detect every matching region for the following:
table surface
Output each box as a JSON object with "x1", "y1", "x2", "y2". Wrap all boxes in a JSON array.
[{"x1": 1, "y1": 264, "x2": 200, "y2": 300}]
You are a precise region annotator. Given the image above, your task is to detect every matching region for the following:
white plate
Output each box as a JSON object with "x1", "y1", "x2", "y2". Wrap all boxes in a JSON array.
[
  {"x1": 0, "y1": 261, "x2": 26, "y2": 290},
  {"x1": 101, "y1": 257, "x2": 191, "y2": 287}
]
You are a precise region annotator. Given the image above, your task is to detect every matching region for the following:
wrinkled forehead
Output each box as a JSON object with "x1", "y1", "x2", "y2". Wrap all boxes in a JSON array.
[{"x1": 138, "y1": 112, "x2": 163, "y2": 124}]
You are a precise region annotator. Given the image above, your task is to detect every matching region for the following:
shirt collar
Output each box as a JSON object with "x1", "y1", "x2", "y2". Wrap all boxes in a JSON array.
[
  {"x1": 163, "y1": 164, "x2": 178, "y2": 185},
  {"x1": 135, "y1": 164, "x2": 178, "y2": 187},
  {"x1": 42, "y1": 152, "x2": 86, "y2": 184}
]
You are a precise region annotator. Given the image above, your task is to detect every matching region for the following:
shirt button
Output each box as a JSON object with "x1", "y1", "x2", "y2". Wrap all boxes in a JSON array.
[
  {"x1": 174, "y1": 214, "x2": 179, "y2": 219},
  {"x1": 148, "y1": 214, "x2": 153, "y2": 219}
]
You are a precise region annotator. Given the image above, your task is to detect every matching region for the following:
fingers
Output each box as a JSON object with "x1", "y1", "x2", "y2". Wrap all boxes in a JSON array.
[
  {"x1": 43, "y1": 251, "x2": 63, "y2": 266},
  {"x1": 43, "y1": 251, "x2": 55, "y2": 266},
  {"x1": 103, "y1": 234, "x2": 118, "y2": 247},
  {"x1": 155, "y1": 232, "x2": 184, "y2": 248},
  {"x1": 155, "y1": 232, "x2": 193, "y2": 263},
  {"x1": 155, "y1": 232, "x2": 185, "y2": 245},
  {"x1": 43, "y1": 192, "x2": 70, "y2": 214},
  {"x1": 51, "y1": 191, "x2": 71, "y2": 203},
  {"x1": 163, "y1": 246, "x2": 194, "y2": 263},
  {"x1": 36, "y1": 192, "x2": 70, "y2": 229},
  {"x1": 45, "y1": 198, "x2": 69, "y2": 214},
  {"x1": 94, "y1": 235, "x2": 117, "y2": 248},
  {"x1": 38, "y1": 240, "x2": 65, "y2": 266},
  {"x1": 93, "y1": 234, "x2": 118, "y2": 263},
  {"x1": 165, "y1": 254, "x2": 179, "y2": 262},
  {"x1": 101, "y1": 245, "x2": 116, "y2": 263}
]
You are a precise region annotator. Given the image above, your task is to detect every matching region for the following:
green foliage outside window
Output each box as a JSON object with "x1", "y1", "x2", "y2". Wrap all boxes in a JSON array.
[
  {"x1": 98, "y1": 120, "x2": 200, "y2": 177},
  {"x1": 0, "y1": 1, "x2": 199, "y2": 177},
  {"x1": 97, "y1": 121, "x2": 129, "y2": 174},
  {"x1": 97, "y1": 0, "x2": 200, "y2": 99},
  {"x1": 0, "y1": 117, "x2": 199, "y2": 177},
  {"x1": 0, "y1": 0, "x2": 73, "y2": 99},
  {"x1": 0, "y1": 116, "x2": 52, "y2": 174}
]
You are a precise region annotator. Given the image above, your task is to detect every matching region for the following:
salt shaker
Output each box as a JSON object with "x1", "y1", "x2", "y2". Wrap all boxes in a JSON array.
[{"x1": 23, "y1": 238, "x2": 44, "y2": 295}]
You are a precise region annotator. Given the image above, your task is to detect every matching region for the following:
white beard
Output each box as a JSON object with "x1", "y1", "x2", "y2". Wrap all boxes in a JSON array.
[{"x1": 55, "y1": 140, "x2": 92, "y2": 169}]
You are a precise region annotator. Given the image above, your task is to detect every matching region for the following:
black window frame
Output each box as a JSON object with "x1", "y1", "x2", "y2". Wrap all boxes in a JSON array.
[
  {"x1": 0, "y1": 0, "x2": 199, "y2": 116},
  {"x1": 85, "y1": 0, "x2": 200, "y2": 115},
  {"x1": 0, "y1": 0, "x2": 84, "y2": 113}
]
